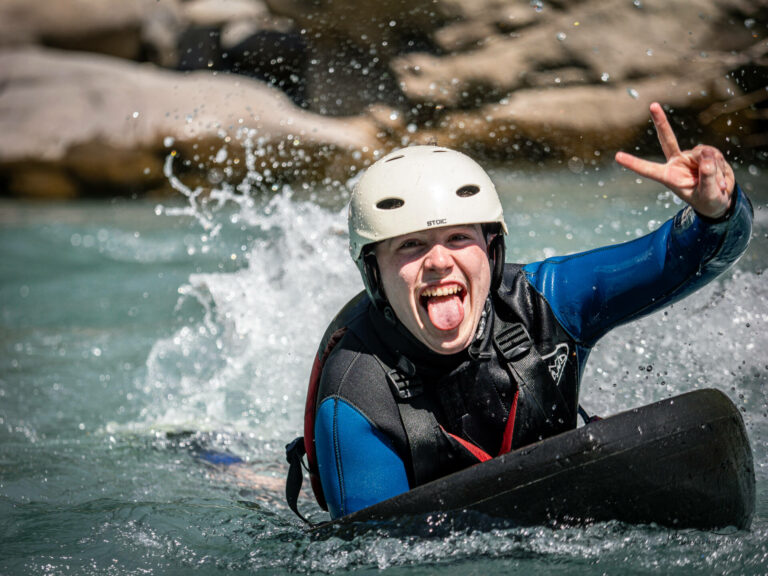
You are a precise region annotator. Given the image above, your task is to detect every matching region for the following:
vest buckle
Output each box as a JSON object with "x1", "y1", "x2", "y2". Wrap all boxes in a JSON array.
[
  {"x1": 387, "y1": 368, "x2": 423, "y2": 399},
  {"x1": 495, "y1": 323, "x2": 533, "y2": 361}
]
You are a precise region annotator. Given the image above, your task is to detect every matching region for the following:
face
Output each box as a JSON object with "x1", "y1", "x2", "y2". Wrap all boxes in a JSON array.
[{"x1": 375, "y1": 224, "x2": 492, "y2": 355}]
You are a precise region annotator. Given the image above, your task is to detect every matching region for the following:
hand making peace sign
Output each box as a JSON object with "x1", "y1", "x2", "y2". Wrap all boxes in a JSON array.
[{"x1": 615, "y1": 102, "x2": 735, "y2": 219}]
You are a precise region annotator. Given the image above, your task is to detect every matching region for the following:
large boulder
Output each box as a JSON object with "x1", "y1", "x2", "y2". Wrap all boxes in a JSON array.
[
  {"x1": 0, "y1": 47, "x2": 383, "y2": 198},
  {"x1": 263, "y1": 0, "x2": 459, "y2": 115},
  {"x1": 0, "y1": 0, "x2": 184, "y2": 66},
  {"x1": 263, "y1": 0, "x2": 766, "y2": 154},
  {"x1": 398, "y1": 74, "x2": 739, "y2": 160},
  {"x1": 264, "y1": 0, "x2": 456, "y2": 54},
  {"x1": 391, "y1": 0, "x2": 757, "y2": 109},
  {"x1": 177, "y1": 0, "x2": 307, "y2": 105}
]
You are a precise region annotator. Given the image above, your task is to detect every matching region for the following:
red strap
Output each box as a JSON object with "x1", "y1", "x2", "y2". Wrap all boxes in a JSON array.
[
  {"x1": 303, "y1": 327, "x2": 348, "y2": 512},
  {"x1": 303, "y1": 327, "x2": 348, "y2": 463},
  {"x1": 444, "y1": 429, "x2": 492, "y2": 462},
  {"x1": 498, "y1": 389, "x2": 519, "y2": 456},
  {"x1": 441, "y1": 388, "x2": 519, "y2": 463},
  {"x1": 303, "y1": 352, "x2": 324, "y2": 463}
]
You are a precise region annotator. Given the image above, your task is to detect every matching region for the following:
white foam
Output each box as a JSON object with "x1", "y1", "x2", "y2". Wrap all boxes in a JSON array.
[{"x1": 143, "y1": 186, "x2": 359, "y2": 444}]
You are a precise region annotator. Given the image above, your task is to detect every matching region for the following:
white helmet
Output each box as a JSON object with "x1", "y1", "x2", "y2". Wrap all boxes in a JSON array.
[{"x1": 348, "y1": 145, "x2": 508, "y2": 306}]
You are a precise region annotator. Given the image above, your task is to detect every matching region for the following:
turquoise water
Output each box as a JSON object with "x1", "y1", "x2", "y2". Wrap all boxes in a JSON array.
[{"x1": 1, "y1": 164, "x2": 767, "y2": 574}]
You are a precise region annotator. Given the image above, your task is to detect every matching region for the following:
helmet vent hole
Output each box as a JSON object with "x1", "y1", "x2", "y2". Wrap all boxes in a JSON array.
[
  {"x1": 456, "y1": 185, "x2": 480, "y2": 198},
  {"x1": 385, "y1": 155, "x2": 404, "y2": 163},
  {"x1": 376, "y1": 197, "x2": 405, "y2": 210}
]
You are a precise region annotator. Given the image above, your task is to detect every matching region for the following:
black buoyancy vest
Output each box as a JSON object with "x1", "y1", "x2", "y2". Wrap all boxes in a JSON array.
[
  {"x1": 349, "y1": 269, "x2": 579, "y2": 482},
  {"x1": 286, "y1": 264, "x2": 582, "y2": 519}
]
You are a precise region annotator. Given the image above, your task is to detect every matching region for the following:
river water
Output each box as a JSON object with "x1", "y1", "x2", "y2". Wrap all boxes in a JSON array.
[{"x1": 1, "y1": 161, "x2": 767, "y2": 575}]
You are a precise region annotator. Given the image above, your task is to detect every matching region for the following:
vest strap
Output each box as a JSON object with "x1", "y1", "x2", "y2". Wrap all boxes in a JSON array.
[
  {"x1": 375, "y1": 351, "x2": 442, "y2": 486},
  {"x1": 386, "y1": 355, "x2": 424, "y2": 399},
  {"x1": 493, "y1": 318, "x2": 574, "y2": 434},
  {"x1": 285, "y1": 436, "x2": 312, "y2": 525}
]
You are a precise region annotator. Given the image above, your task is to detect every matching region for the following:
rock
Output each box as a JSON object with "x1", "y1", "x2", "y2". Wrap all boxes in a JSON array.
[
  {"x1": 263, "y1": 0, "x2": 457, "y2": 115},
  {"x1": 175, "y1": 1, "x2": 305, "y2": 106},
  {"x1": 391, "y1": 0, "x2": 757, "y2": 109},
  {"x1": 0, "y1": 47, "x2": 384, "y2": 199},
  {"x1": 433, "y1": 1, "x2": 542, "y2": 52},
  {"x1": 416, "y1": 72, "x2": 741, "y2": 160},
  {"x1": 182, "y1": 0, "x2": 268, "y2": 28},
  {"x1": 264, "y1": 0, "x2": 454, "y2": 54},
  {"x1": 0, "y1": 0, "x2": 183, "y2": 66}
]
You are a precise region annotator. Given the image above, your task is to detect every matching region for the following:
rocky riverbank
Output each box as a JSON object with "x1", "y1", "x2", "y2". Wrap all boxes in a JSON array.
[{"x1": 0, "y1": 0, "x2": 766, "y2": 198}]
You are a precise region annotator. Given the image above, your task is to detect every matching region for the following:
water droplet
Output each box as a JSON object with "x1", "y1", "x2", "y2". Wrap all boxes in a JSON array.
[
  {"x1": 556, "y1": 32, "x2": 567, "y2": 41},
  {"x1": 601, "y1": 72, "x2": 610, "y2": 82},
  {"x1": 627, "y1": 88, "x2": 639, "y2": 99},
  {"x1": 132, "y1": 111, "x2": 140, "y2": 119},
  {"x1": 568, "y1": 156, "x2": 584, "y2": 173}
]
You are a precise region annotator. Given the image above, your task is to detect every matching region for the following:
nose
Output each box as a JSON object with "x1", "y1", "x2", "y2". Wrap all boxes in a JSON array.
[{"x1": 424, "y1": 243, "x2": 453, "y2": 274}]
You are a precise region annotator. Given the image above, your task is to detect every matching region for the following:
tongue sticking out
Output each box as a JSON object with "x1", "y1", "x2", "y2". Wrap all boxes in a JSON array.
[{"x1": 426, "y1": 295, "x2": 464, "y2": 331}]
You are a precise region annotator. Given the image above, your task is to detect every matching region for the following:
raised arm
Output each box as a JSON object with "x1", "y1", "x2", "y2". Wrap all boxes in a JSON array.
[{"x1": 525, "y1": 104, "x2": 753, "y2": 347}]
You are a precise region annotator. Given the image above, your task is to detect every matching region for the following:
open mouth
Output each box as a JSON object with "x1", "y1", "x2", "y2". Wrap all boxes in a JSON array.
[{"x1": 419, "y1": 283, "x2": 467, "y2": 332}]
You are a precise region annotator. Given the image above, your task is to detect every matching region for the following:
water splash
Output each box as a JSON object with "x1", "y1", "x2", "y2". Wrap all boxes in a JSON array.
[{"x1": 141, "y1": 142, "x2": 360, "y2": 448}]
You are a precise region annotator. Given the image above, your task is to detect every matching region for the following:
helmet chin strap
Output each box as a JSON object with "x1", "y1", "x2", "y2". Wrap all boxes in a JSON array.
[
  {"x1": 486, "y1": 226, "x2": 506, "y2": 293},
  {"x1": 362, "y1": 249, "x2": 397, "y2": 324}
]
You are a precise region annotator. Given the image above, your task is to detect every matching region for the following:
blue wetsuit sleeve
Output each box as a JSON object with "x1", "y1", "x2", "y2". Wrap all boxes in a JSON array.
[
  {"x1": 315, "y1": 397, "x2": 410, "y2": 519},
  {"x1": 524, "y1": 185, "x2": 753, "y2": 347}
]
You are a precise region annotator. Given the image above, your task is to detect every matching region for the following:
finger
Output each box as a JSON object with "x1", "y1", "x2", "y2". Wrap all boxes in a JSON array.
[
  {"x1": 715, "y1": 152, "x2": 734, "y2": 192},
  {"x1": 614, "y1": 151, "x2": 667, "y2": 183},
  {"x1": 697, "y1": 148, "x2": 721, "y2": 197},
  {"x1": 697, "y1": 149, "x2": 732, "y2": 218},
  {"x1": 649, "y1": 102, "x2": 682, "y2": 160},
  {"x1": 692, "y1": 146, "x2": 729, "y2": 192}
]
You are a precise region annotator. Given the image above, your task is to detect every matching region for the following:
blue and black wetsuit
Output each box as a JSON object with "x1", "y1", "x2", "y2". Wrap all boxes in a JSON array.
[{"x1": 311, "y1": 188, "x2": 753, "y2": 520}]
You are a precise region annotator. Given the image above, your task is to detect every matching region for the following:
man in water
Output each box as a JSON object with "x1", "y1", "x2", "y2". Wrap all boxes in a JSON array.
[{"x1": 286, "y1": 103, "x2": 753, "y2": 520}]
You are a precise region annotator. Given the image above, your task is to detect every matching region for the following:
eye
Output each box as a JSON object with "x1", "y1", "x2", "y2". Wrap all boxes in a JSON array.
[
  {"x1": 397, "y1": 238, "x2": 422, "y2": 250},
  {"x1": 448, "y1": 233, "x2": 472, "y2": 244}
]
